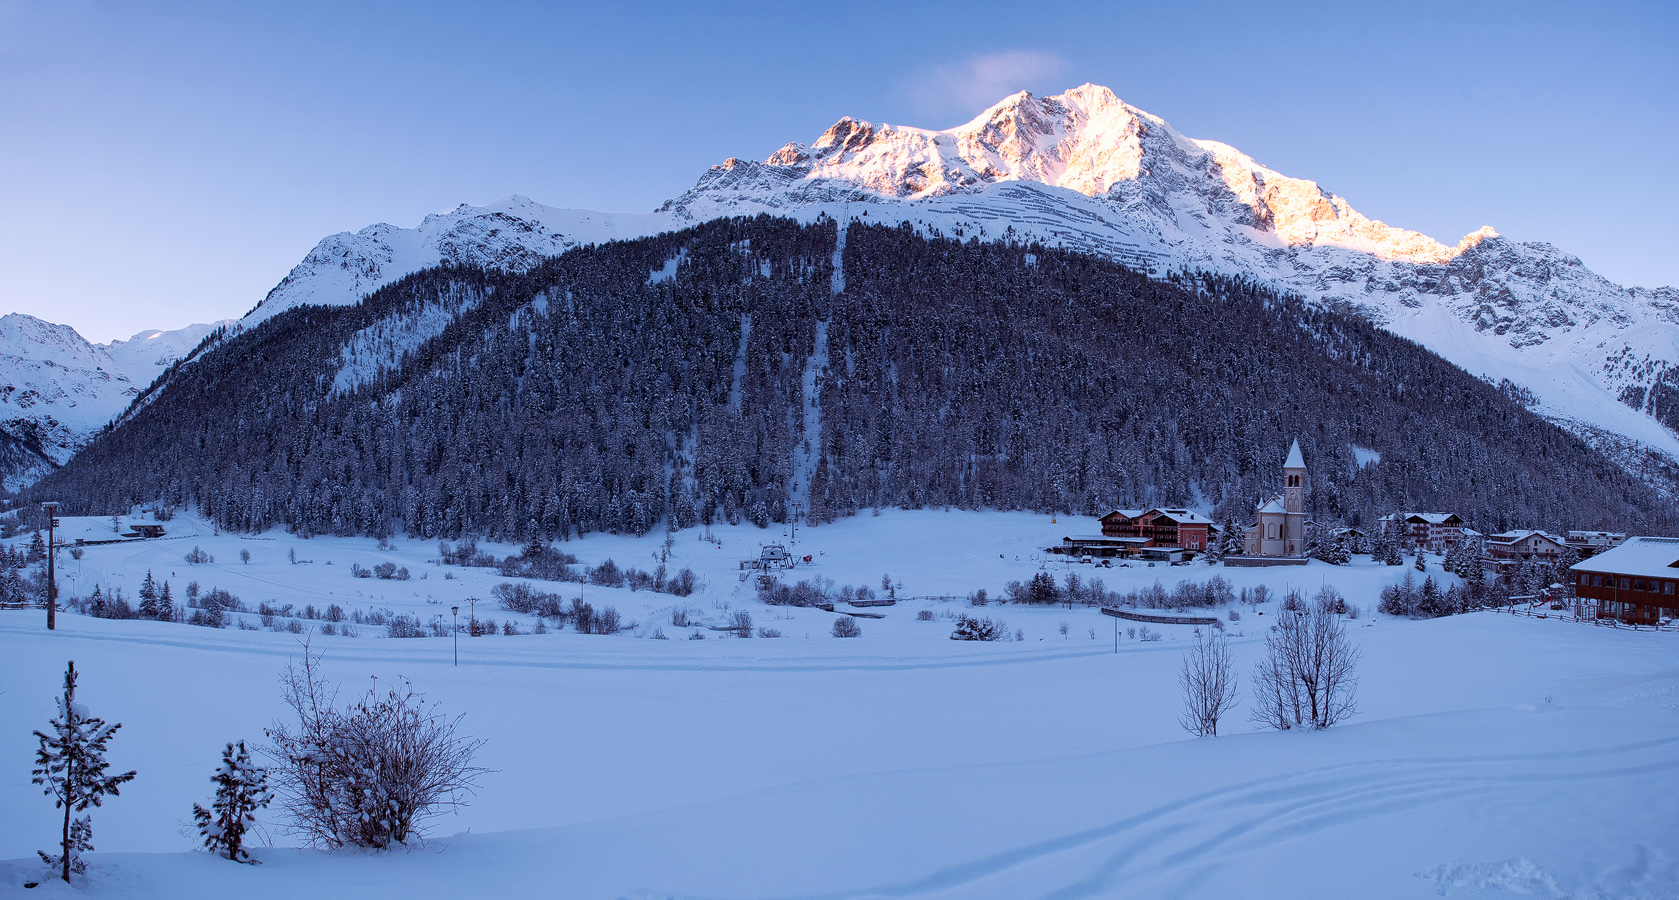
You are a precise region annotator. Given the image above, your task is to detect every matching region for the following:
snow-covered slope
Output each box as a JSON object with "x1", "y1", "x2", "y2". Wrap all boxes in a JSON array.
[
  {"x1": 243, "y1": 196, "x2": 670, "y2": 326},
  {"x1": 0, "y1": 316, "x2": 230, "y2": 489}
]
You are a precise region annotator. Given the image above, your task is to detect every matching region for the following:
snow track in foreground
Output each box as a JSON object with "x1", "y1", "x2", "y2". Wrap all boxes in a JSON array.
[{"x1": 4, "y1": 610, "x2": 1679, "y2": 899}]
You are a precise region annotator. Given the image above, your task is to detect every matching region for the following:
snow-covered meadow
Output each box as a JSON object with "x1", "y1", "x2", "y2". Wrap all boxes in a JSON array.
[{"x1": 2, "y1": 510, "x2": 1677, "y2": 898}]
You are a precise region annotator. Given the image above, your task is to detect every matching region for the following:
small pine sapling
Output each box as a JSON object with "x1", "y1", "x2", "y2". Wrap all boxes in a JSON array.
[
  {"x1": 33, "y1": 661, "x2": 137, "y2": 882},
  {"x1": 193, "y1": 740, "x2": 271, "y2": 863}
]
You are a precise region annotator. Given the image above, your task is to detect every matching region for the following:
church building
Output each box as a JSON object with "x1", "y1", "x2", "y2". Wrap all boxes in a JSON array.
[{"x1": 1243, "y1": 439, "x2": 1308, "y2": 558}]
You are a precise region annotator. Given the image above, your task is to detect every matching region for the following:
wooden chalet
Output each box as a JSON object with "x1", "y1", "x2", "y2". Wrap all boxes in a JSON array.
[
  {"x1": 122, "y1": 524, "x2": 166, "y2": 539},
  {"x1": 1569, "y1": 536, "x2": 1679, "y2": 624},
  {"x1": 1099, "y1": 507, "x2": 1216, "y2": 554}
]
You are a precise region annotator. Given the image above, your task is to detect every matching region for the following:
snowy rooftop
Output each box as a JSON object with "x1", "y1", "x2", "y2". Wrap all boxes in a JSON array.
[
  {"x1": 1488, "y1": 530, "x2": 1564, "y2": 544},
  {"x1": 1382, "y1": 512, "x2": 1462, "y2": 525},
  {"x1": 1569, "y1": 536, "x2": 1679, "y2": 579},
  {"x1": 1152, "y1": 508, "x2": 1216, "y2": 525}
]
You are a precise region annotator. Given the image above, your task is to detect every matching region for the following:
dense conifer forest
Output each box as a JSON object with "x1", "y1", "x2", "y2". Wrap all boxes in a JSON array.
[{"x1": 30, "y1": 217, "x2": 1672, "y2": 539}]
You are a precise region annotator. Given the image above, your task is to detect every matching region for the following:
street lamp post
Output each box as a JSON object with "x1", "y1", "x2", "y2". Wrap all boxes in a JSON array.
[
  {"x1": 41, "y1": 502, "x2": 59, "y2": 630},
  {"x1": 451, "y1": 605, "x2": 459, "y2": 665},
  {"x1": 469, "y1": 597, "x2": 477, "y2": 637}
]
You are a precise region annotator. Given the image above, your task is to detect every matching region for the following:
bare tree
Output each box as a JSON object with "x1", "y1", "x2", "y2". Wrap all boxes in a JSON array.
[
  {"x1": 1178, "y1": 630, "x2": 1239, "y2": 736},
  {"x1": 265, "y1": 639, "x2": 486, "y2": 849},
  {"x1": 1251, "y1": 605, "x2": 1360, "y2": 730}
]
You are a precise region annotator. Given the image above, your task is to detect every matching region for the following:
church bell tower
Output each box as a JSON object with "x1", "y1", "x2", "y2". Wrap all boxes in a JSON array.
[{"x1": 1283, "y1": 438, "x2": 1306, "y2": 515}]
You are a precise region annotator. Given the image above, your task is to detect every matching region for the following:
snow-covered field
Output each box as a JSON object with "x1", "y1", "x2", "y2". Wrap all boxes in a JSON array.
[{"x1": 2, "y1": 510, "x2": 1677, "y2": 898}]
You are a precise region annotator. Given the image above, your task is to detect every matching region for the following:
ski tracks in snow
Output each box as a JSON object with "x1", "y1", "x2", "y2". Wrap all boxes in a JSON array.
[{"x1": 743, "y1": 733, "x2": 1679, "y2": 900}]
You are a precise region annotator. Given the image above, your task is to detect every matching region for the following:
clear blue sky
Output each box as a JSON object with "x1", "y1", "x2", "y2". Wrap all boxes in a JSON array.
[{"x1": 2, "y1": 0, "x2": 1674, "y2": 343}]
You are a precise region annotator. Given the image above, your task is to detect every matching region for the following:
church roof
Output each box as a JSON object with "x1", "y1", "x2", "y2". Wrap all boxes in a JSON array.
[
  {"x1": 1284, "y1": 438, "x2": 1305, "y2": 470},
  {"x1": 1257, "y1": 497, "x2": 1287, "y2": 515}
]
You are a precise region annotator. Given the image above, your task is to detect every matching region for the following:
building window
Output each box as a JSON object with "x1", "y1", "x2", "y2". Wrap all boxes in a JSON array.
[
  {"x1": 1594, "y1": 575, "x2": 1603, "y2": 587},
  {"x1": 1621, "y1": 578, "x2": 1631, "y2": 590},
  {"x1": 1668, "y1": 582, "x2": 1675, "y2": 595}
]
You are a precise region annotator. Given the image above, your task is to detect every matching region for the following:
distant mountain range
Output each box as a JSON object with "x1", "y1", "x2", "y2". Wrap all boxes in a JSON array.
[
  {"x1": 8, "y1": 84, "x2": 1678, "y2": 499},
  {"x1": 0, "y1": 316, "x2": 229, "y2": 489}
]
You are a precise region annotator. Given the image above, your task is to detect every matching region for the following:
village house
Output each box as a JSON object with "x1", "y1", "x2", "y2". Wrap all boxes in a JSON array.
[
  {"x1": 1485, "y1": 529, "x2": 1568, "y2": 562},
  {"x1": 1100, "y1": 507, "x2": 1216, "y2": 553},
  {"x1": 1564, "y1": 531, "x2": 1628, "y2": 558},
  {"x1": 1569, "y1": 536, "x2": 1679, "y2": 625},
  {"x1": 1484, "y1": 529, "x2": 1569, "y2": 580},
  {"x1": 1379, "y1": 512, "x2": 1466, "y2": 551}
]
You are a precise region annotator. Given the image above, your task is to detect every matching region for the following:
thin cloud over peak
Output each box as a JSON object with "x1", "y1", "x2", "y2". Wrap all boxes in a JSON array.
[{"x1": 901, "y1": 50, "x2": 1067, "y2": 126}]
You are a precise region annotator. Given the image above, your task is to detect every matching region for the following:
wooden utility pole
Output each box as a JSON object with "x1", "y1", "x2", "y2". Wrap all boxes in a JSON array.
[{"x1": 42, "y1": 501, "x2": 59, "y2": 630}]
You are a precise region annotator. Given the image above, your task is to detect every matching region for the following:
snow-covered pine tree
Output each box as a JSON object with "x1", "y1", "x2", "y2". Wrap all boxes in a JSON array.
[
  {"x1": 1419, "y1": 576, "x2": 1445, "y2": 617},
  {"x1": 1310, "y1": 533, "x2": 1350, "y2": 565},
  {"x1": 1414, "y1": 551, "x2": 1427, "y2": 572},
  {"x1": 1221, "y1": 521, "x2": 1247, "y2": 558},
  {"x1": 85, "y1": 585, "x2": 105, "y2": 618},
  {"x1": 1203, "y1": 522, "x2": 1227, "y2": 563},
  {"x1": 0, "y1": 564, "x2": 20, "y2": 606},
  {"x1": 28, "y1": 531, "x2": 45, "y2": 562},
  {"x1": 157, "y1": 582, "x2": 174, "y2": 622},
  {"x1": 192, "y1": 740, "x2": 271, "y2": 862},
  {"x1": 136, "y1": 571, "x2": 159, "y2": 619},
  {"x1": 33, "y1": 661, "x2": 137, "y2": 882}
]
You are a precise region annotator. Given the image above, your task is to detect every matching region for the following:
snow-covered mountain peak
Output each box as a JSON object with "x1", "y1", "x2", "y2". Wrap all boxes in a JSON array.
[{"x1": 666, "y1": 83, "x2": 1466, "y2": 269}]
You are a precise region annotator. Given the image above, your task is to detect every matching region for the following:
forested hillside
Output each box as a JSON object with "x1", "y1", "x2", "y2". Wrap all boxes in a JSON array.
[{"x1": 32, "y1": 217, "x2": 1671, "y2": 538}]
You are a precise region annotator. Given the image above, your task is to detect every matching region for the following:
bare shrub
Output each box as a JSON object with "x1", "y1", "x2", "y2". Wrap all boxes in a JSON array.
[
  {"x1": 587, "y1": 559, "x2": 625, "y2": 587},
  {"x1": 831, "y1": 616, "x2": 862, "y2": 638},
  {"x1": 666, "y1": 568, "x2": 699, "y2": 596},
  {"x1": 916, "y1": 609, "x2": 934, "y2": 621},
  {"x1": 1178, "y1": 631, "x2": 1239, "y2": 737},
  {"x1": 386, "y1": 616, "x2": 426, "y2": 638},
  {"x1": 493, "y1": 583, "x2": 566, "y2": 619},
  {"x1": 1251, "y1": 606, "x2": 1360, "y2": 730},
  {"x1": 184, "y1": 546, "x2": 213, "y2": 565},
  {"x1": 265, "y1": 642, "x2": 486, "y2": 849},
  {"x1": 729, "y1": 609, "x2": 753, "y2": 638}
]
